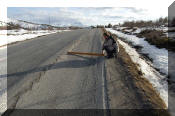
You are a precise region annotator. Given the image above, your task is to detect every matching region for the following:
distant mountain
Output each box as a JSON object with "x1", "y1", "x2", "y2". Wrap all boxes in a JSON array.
[
  {"x1": 0, "y1": 18, "x2": 85, "y2": 30},
  {"x1": 6, "y1": 18, "x2": 61, "y2": 30}
]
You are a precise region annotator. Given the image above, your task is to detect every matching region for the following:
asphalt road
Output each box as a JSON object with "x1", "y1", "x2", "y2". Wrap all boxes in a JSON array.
[
  {"x1": 2, "y1": 28, "x2": 148, "y2": 116},
  {"x1": 6, "y1": 29, "x2": 108, "y2": 111}
]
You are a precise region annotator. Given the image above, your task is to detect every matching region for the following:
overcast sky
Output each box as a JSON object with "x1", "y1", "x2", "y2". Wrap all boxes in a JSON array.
[{"x1": 7, "y1": 7, "x2": 169, "y2": 26}]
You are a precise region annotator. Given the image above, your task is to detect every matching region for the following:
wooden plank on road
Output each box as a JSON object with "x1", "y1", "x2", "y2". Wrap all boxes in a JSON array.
[{"x1": 67, "y1": 51, "x2": 104, "y2": 56}]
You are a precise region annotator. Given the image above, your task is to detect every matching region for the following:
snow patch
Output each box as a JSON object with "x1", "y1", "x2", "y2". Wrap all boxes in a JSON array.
[
  {"x1": 107, "y1": 28, "x2": 168, "y2": 76},
  {"x1": 0, "y1": 30, "x2": 71, "y2": 47}
]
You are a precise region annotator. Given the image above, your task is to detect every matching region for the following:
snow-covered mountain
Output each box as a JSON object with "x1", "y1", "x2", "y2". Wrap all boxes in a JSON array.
[
  {"x1": 9, "y1": 18, "x2": 60, "y2": 30},
  {"x1": 0, "y1": 18, "x2": 64, "y2": 30}
]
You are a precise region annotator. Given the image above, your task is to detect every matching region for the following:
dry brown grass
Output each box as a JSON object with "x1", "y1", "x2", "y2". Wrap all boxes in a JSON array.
[{"x1": 136, "y1": 29, "x2": 175, "y2": 51}]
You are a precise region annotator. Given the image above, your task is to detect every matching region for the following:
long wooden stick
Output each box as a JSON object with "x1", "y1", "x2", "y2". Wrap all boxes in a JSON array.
[{"x1": 67, "y1": 51, "x2": 104, "y2": 56}]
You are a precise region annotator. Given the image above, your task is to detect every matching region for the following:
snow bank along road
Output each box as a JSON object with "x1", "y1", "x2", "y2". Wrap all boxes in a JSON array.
[{"x1": 1, "y1": 28, "x2": 160, "y2": 116}]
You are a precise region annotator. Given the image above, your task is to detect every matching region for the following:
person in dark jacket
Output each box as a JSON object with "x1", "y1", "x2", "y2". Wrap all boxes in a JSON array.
[{"x1": 102, "y1": 33, "x2": 118, "y2": 58}]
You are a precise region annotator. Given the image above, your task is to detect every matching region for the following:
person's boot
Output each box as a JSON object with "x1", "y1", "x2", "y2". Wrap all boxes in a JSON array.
[{"x1": 107, "y1": 53, "x2": 113, "y2": 59}]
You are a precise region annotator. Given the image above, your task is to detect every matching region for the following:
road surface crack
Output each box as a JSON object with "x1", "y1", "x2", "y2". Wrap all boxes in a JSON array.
[{"x1": 9, "y1": 33, "x2": 85, "y2": 111}]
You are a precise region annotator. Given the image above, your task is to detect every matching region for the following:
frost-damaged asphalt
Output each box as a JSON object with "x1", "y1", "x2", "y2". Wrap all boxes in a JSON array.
[
  {"x1": 4, "y1": 28, "x2": 144, "y2": 116},
  {"x1": 7, "y1": 29, "x2": 107, "y2": 110}
]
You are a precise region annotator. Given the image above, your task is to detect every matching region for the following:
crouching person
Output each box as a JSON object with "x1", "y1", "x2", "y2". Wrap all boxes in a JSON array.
[{"x1": 102, "y1": 33, "x2": 119, "y2": 58}]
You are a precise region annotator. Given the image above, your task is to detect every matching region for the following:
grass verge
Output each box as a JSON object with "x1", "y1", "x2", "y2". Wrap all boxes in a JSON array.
[{"x1": 137, "y1": 29, "x2": 175, "y2": 51}]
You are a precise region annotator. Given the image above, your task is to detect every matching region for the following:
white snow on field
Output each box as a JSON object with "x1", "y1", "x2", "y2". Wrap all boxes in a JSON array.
[
  {"x1": 106, "y1": 28, "x2": 168, "y2": 107},
  {"x1": 107, "y1": 28, "x2": 168, "y2": 76},
  {"x1": 117, "y1": 26, "x2": 168, "y2": 35},
  {"x1": 118, "y1": 39, "x2": 168, "y2": 107},
  {"x1": 0, "y1": 30, "x2": 6, "y2": 35},
  {"x1": 115, "y1": 26, "x2": 127, "y2": 30},
  {"x1": 0, "y1": 29, "x2": 70, "y2": 47},
  {"x1": 132, "y1": 28, "x2": 142, "y2": 34}
]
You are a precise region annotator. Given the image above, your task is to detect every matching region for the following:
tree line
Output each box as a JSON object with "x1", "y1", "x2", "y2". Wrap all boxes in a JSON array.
[{"x1": 121, "y1": 17, "x2": 168, "y2": 28}]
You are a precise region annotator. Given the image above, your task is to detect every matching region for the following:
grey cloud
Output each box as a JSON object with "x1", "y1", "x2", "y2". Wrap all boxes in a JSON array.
[
  {"x1": 92, "y1": 7, "x2": 113, "y2": 10},
  {"x1": 74, "y1": 7, "x2": 113, "y2": 10},
  {"x1": 7, "y1": 7, "x2": 153, "y2": 26},
  {"x1": 122, "y1": 7, "x2": 146, "y2": 14},
  {"x1": 8, "y1": 8, "x2": 84, "y2": 26},
  {"x1": 105, "y1": 16, "x2": 124, "y2": 19},
  {"x1": 104, "y1": 15, "x2": 135, "y2": 20}
]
